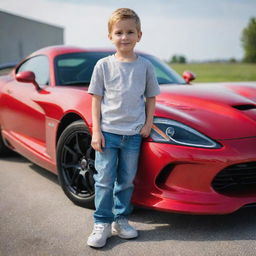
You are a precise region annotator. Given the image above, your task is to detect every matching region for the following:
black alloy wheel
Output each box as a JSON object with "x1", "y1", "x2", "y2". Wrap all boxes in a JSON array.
[{"x1": 57, "y1": 120, "x2": 95, "y2": 208}]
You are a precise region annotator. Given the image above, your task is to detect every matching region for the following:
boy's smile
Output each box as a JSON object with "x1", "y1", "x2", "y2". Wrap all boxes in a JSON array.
[{"x1": 109, "y1": 19, "x2": 142, "y2": 59}]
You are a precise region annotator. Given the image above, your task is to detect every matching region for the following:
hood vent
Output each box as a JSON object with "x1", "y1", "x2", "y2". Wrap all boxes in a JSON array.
[{"x1": 233, "y1": 104, "x2": 256, "y2": 111}]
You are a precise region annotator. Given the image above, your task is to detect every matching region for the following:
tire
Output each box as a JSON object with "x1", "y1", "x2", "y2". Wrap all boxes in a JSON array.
[
  {"x1": 0, "y1": 129, "x2": 12, "y2": 156},
  {"x1": 56, "y1": 120, "x2": 95, "y2": 209}
]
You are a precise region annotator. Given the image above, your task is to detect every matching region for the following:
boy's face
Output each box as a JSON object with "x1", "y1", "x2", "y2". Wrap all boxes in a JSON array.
[{"x1": 108, "y1": 19, "x2": 142, "y2": 54}]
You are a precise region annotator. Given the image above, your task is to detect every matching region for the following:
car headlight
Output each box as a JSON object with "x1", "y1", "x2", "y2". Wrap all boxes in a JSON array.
[{"x1": 150, "y1": 118, "x2": 221, "y2": 148}]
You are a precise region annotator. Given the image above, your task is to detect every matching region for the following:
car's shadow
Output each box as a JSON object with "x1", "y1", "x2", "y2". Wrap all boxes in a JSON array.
[
  {"x1": 131, "y1": 207, "x2": 256, "y2": 241},
  {"x1": 101, "y1": 206, "x2": 256, "y2": 250},
  {"x1": 1, "y1": 153, "x2": 59, "y2": 185},
  {"x1": 29, "y1": 162, "x2": 59, "y2": 185},
  {"x1": 3, "y1": 154, "x2": 256, "y2": 250}
]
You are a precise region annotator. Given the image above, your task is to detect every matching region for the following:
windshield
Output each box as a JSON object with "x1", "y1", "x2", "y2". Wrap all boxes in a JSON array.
[
  {"x1": 54, "y1": 52, "x2": 186, "y2": 86},
  {"x1": 144, "y1": 54, "x2": 186, "y2": 85}
]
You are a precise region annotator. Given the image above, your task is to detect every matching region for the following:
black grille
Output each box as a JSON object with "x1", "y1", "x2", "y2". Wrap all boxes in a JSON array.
[
  {"x1": 212, "y1": 162, "x2": 256, "y2": 194},
  {"x1": 156, "y1": 164, "x2": 174, "y2": 188}
]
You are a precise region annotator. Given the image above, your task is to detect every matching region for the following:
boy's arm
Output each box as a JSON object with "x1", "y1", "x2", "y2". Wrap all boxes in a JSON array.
[
  {"x1": 91, "y1": 94, "x2": 105, "y2": 152},
  {"x1": 140, "y1": 96, "x2": 156, "y2": 138}
]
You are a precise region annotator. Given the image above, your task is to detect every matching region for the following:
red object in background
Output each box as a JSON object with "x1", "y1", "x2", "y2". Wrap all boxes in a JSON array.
[
  {"x1": 182, "y1": 70, "x2": 196, "y2": 84},
  {"x1": 0, "y1": 45, "x2": 256, "y2": 214}
]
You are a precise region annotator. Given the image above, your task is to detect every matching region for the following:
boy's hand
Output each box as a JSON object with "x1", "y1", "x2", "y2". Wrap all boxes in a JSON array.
[
  {"x1": 140, "y1": 124, "x2": 152, "y2": 138},
  {"x1": 91, "y1": 131, "x2": 105, "y2": 152},
  {"x1": 141, "y1": 97, "x2": 155, "y2": 138}
]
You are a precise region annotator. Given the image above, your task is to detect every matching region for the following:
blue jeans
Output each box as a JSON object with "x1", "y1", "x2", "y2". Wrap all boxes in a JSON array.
[{"x1": 93, "y1": 131, "x2": 142, "y2": 224}]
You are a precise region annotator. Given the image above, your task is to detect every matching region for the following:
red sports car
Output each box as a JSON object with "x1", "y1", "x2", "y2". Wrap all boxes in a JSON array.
[{"x1": 0, "y1": 46, "x2": 256, "y2": 214}]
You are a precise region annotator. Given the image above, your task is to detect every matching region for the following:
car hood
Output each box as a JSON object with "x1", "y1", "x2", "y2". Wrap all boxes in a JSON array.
[{"x1": 155, "y1": 83, "x2": 256, "y2": 140}]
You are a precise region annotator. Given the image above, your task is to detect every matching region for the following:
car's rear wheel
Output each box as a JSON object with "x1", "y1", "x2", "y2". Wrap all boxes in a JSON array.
[
  {"x1": 0, "y1": 129, "x2": 12, "y2": 156},
  {"x1": 57, "y1": 120, "x2": 95, "y2": 208}
]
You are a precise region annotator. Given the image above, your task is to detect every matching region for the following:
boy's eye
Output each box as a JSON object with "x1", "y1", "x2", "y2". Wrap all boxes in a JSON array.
[
  {"x1": 128, "y1": 31, "x2": 134, "y2": 34},
  {"x1": 115, "y1": 31, "x2": 122, "y2": 35}
]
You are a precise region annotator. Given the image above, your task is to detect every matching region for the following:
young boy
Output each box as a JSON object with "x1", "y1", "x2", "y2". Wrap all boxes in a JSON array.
[{"x1": 87, "y1": 8, "x2": 160, "y2": 248}]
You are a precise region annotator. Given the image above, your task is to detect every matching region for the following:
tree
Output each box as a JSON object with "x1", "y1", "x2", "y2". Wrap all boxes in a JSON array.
[
  {"x1": 170, "y1": 55, "x2": 178, "y2": 63},
  {"x1": 229, "y1": 57, "x2": 237, "y2": 63},
  {"x1": 241, "y1": 17, "x2": 256, "y2": 63},
  {"x1": 170, "y1": 54, "x2": 187, "y2": 64},
  {"x1": 179, "y1": 55, "x2": 186, "y2": 63}
]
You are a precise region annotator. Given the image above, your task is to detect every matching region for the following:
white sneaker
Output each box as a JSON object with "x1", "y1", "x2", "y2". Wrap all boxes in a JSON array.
[
  {"x1": 112, "y1": 217, "x2": 138, "y2": 239},
  {"x1": 87, "y1": 223, "x2": 112, "y2": 248}
]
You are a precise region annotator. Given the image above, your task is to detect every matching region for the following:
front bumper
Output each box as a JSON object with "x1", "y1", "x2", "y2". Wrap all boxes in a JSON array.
[{"x1": 132, "y1": 137, "x2": 256, "y2": 214}]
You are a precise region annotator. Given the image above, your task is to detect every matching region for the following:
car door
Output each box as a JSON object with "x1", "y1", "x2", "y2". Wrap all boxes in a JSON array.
[{"x1": 1, "y1": 55, "x2": 50, "y2": 147}]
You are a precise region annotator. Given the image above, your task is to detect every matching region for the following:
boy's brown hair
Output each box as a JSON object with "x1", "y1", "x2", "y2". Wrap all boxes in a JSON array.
[{"x1": 108, "y1": 8, "x2": 141, "y2": 34}]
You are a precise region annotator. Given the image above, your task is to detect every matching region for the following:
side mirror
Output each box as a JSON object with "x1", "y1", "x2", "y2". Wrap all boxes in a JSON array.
[
  {"x1": 15, "y1": 71, "x2": 41, "y2": 90},
  {"x1": 182, "y1": 71, "x2": 196, "y2": 84}
]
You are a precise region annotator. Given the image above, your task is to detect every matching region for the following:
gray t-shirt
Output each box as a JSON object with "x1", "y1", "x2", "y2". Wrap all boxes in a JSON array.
[{"x1": 88, "y1": 55, "x2": 160, "y2": 135}]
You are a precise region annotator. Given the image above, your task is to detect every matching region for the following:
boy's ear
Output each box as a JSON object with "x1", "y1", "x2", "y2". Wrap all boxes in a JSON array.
[
  {"x1": 137, "y1": 31, "x2": 142, "y2": 42},
  {"x1": 108, "y1": 33, "x2": 112, "y2": 40}
]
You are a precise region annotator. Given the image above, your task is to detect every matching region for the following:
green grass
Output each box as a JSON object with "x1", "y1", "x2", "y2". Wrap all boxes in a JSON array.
[{"x1": 170, "y1": 63, "x2": 256, "y2": 82}]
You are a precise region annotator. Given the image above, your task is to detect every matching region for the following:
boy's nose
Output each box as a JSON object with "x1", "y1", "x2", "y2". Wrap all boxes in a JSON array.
[{"x1": 121, "y1": 33, "x2": 128, "y2": 39}]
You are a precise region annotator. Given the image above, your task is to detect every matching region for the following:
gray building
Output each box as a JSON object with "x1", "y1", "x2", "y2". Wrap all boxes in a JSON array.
[{"x1": 0, "y1": 10, "x2": 64, "y2": 64}]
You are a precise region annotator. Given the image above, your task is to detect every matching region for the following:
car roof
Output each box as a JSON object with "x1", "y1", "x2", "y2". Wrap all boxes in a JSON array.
[{"x1": 29, "y1": 45, "x2": 115, "y2": 59}]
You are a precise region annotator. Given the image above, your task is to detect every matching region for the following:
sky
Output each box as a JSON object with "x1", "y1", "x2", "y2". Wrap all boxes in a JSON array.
[{"x1": 1, "y1": 0, "x2": 256, "y2": 62}]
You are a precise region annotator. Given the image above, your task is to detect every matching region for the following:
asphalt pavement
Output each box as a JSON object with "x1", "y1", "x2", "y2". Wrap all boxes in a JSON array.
[{"x1": 1, "y1": 153, "x2": 256, "y2": 256}]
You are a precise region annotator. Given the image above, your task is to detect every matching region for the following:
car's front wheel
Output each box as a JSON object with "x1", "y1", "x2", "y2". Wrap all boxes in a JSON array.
[{"x1": 57, "y1": 120, "x2": 95, "y2": 208}]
